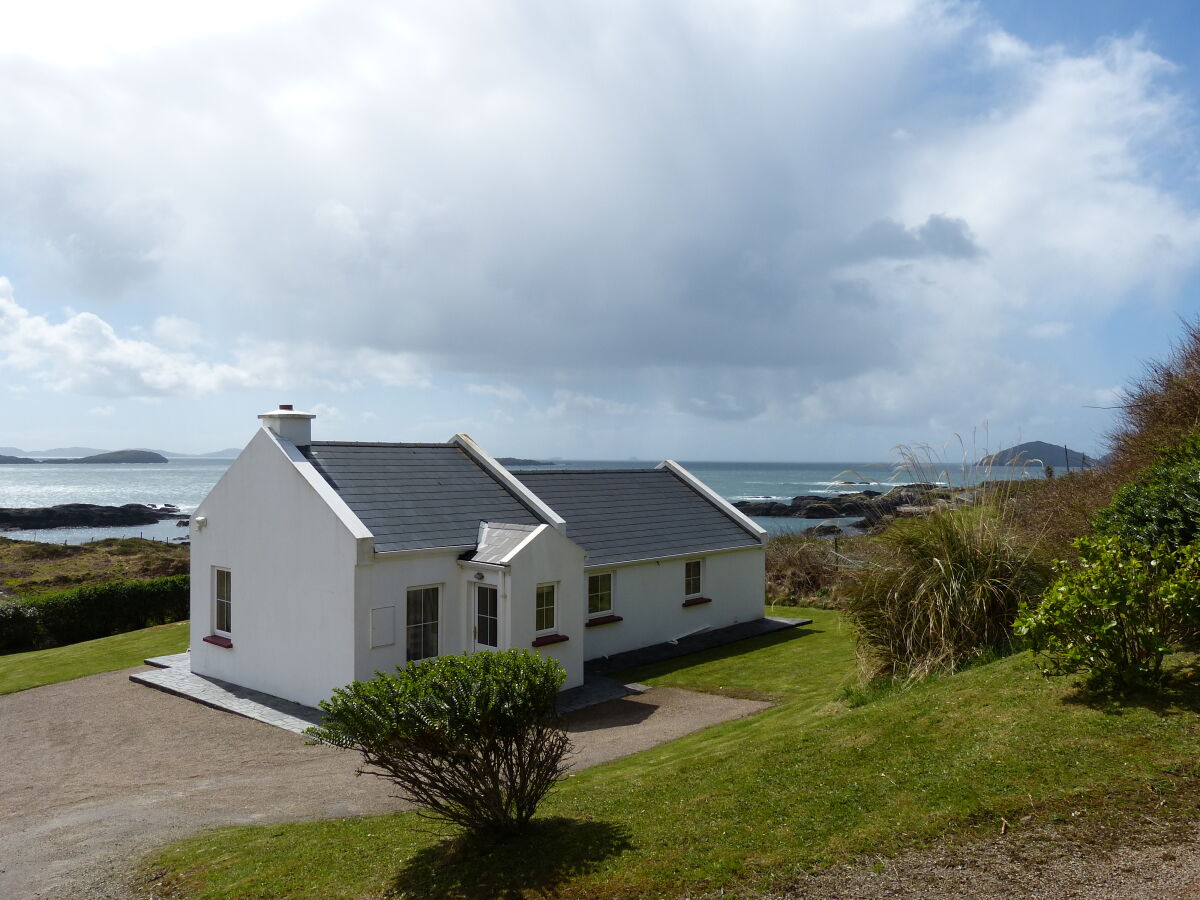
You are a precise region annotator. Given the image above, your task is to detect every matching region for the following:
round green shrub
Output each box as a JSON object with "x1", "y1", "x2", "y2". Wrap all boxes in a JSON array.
[
  {"x1": 308, "y1": 650, "x2": 571, "y2": 840},
  {"x1": 1094, "y1": 431, "x2": 1200, "y2": 550},
  {"x1": 1015, "y1": 536, "x2": 1200, "y2": 689}
]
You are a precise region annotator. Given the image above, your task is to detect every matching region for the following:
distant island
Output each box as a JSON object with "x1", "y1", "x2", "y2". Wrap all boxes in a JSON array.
[
  {"x1": 0, "y1": 445, "x2": 240, "y2": 459},
  {"x1": 497, "y1": 457, "x2": 550, "y2": 466},
  {"x1": 0, "y1": 449, "x2": 168, "y2": 465},
  {"x1": 979, "y1": 441, "x2": 1096, "y2": 469}
]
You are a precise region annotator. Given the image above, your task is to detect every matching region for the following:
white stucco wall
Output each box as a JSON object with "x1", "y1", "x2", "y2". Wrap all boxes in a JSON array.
[
  {"x1": 189, "y1": 428, "x2": 364, "y2": 707},
  {"x1": 505, "y1": 526, "x2": 587, "y2": 689},
  {"x1": 353, "y1": 549, "x2": 465, "y2": 681},
  {"x1": 580, "y1": 546, "x2": 765, "y2": 661},
  {"x1": 352, "y1": 526, "x2": 585, "y2": 689}
]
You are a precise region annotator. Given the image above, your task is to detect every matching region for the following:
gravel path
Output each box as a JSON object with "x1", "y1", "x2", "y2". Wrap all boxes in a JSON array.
[{"x1": 0, "y1": 668, "x2": 766, "y2": 899}]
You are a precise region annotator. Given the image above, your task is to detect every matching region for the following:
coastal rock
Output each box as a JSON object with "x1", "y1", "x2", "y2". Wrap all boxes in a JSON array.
[
  {"x1": 735, "y1": 482, "x2": 953, "y2": 522},
  {"x1": 0, "y1": 503, "x2": 186, "y2": 531},
  {"x1": 803, "y1": 523, "x2": 845, "y2": 537}
]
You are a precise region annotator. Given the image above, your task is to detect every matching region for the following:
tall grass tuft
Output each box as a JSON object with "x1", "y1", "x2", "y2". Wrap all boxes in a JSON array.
[
  {"x1": 765, "y1": 534, "x2": 844, "y2": 607},
  {"x1": 1107, "y1": 317, "x2": 1200, "y2": 479},
  {"x1": 842, "y1": 445, "x2": 1050, "y2": 681}
]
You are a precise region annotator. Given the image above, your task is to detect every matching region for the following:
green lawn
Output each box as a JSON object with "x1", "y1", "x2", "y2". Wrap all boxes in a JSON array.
[
  {"x1": 0, "y1": 620, "x2": 189, "y2": 695},
  {"x1": 140, "y1": 607, "x2": 1200, "y2": 899}
]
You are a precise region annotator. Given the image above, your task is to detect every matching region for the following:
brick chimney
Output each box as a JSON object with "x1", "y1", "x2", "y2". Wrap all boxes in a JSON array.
[{"x1": 258, "y1": 404, "x2": 315, "y2": 447}]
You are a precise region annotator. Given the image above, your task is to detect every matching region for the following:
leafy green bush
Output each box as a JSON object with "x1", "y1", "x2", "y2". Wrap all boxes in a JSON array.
[
  {"x1": 1, "y1": 575, "x2": 189, "y2": 652},
  {"x1": 1016, "y1": 537, "x2": 1200, "y2": 689},
  {"x1": 842, "y1": 508, "x2": 1051, "y2": 681},
  {"x1": 0, "y1": 602, "x2": 41, "y2": 653},
  {"x1": 308, "y1": 650, "x2": 571, "y2": 840},
  {"x1": 1094, "y1": 432, "x2": 1200, "y2": 550}
]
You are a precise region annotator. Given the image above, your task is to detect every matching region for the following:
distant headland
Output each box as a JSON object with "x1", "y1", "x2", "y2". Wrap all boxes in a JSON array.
[
  {"x1": 978, "y1": 441, "x2": 1098, "y2": 469},
  {"x1": 0, "y1": 449, "x2": 169, "y2": 465}
]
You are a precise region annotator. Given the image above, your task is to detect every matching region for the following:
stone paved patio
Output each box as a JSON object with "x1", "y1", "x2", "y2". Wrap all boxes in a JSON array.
[{"x1": 131, "y1": 615, "x2": 810, "y2": 732}]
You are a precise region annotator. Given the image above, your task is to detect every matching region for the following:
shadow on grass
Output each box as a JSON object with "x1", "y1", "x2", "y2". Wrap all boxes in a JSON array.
[
  {"x1": 389, "y1": 817, "x2": 632, "y2": 899},
  {"x1": 614, "y1": 625, "x2": 820, "y2": 685},
  {"x1": 1063, "y1": 663, "x2": 1200, "y2": 717}
]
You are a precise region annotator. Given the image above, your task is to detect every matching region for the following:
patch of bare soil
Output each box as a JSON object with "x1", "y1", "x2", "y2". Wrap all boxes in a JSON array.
[
  {"x1": 764, "y1": 799, "x2": 1200, "y2": 899},
  {"x1": 0, "y1": 670, "x2": 764, "y2": 899}
]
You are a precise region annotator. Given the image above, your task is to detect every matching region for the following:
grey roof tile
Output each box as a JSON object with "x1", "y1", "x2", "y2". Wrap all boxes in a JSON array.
[
  {"x1": 301, "y1": 443, "x2": 543, "y2": 552},
  {"x1": 514, "y1": 468, "x2": 761, "y2": 566}
]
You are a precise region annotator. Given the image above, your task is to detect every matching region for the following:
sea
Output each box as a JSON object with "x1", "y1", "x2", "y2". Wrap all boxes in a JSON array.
[{"x1": 0, "y1": 457, "x2": 1045, "y2": 545}]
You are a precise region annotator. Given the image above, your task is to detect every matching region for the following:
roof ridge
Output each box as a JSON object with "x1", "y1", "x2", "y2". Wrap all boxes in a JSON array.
[
  {"x1": 308, "y1": 441, "x2": 455, "y2": 448},
  {"x1": 519, "y1": 468, "x2": 665, "y2": 475}
]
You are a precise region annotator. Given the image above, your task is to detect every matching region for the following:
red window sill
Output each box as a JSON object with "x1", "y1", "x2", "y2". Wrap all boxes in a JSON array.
[
  {"x1": 682, "y1": 597, "x2": 713, "y2": 608},
  {"x1": 531, "y1": 633, "x2": 569, "y2": 648},
  {"x1": 586, "y1": 614, "x2": 624, "y2": 628},
  {"x1": 203, "y1": 634, "x2": 233, "y2": 648}
]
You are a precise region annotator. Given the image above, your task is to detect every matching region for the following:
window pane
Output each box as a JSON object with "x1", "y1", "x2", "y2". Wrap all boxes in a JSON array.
[
  {"x1": 215, "y1": 569, "x2": 231, "y2": 633},
  {"x1": 588, "y1": 573, "x2": 612, "y2": 615},
  {"x1": 536, "y1": 584, "x2": 556, "y2": 632},
  {"x1": 685, "y1": 561, "x2": 701, "y2": 596},
  {"x1": 476, "y1": 585, "x2": 498, "y2": 648},
  {"x1": 407, "y1": 587, "x2": 439, "y2": 661}
]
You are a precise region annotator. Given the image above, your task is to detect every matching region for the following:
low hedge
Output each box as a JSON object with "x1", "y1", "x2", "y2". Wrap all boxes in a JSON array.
[{"x1": 0, "y1": 574, "x2": 189, "y2": 652}]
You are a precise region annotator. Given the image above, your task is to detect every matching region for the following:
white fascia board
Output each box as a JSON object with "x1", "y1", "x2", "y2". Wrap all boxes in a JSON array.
[
  {"x1": 266, "y1": 428, "x2": 376, "y2": 562},
  {"x1": 457, "y1": 559, "x2": 507, "y2": 571},
  {"x1": 499, "y1": 523, "x2": 549, "y2": 565},
  {"x1": 449, "y1": 433, "x2": 567, "y2": 534},
  {"x1": 657, "y1": 459, "x2": 768, "y2": 543}
]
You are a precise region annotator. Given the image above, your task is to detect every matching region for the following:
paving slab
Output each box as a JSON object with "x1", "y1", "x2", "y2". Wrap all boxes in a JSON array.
[
  {"x1": 130, "y1": 658, "x2": 322, "y2": 733},
  {"x1": 585, "y1": 614, "x2": 811, "y2": 677}
]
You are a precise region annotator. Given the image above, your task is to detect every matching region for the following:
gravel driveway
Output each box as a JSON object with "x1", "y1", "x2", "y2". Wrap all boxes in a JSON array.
[{"x1": 0, "y1": 668, "x2": 766, "y2": 899}]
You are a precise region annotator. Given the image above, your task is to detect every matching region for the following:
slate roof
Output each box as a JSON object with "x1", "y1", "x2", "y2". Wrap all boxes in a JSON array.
[
  {"x1": 513, "y1": 468, "x2": 762, "y2": 567},
  {"x1": 464, "y1": 522, "x2": 541, "y2": 565},
  {"x1": 301, "y1": 442, "x2": 544, "y2": 553}
]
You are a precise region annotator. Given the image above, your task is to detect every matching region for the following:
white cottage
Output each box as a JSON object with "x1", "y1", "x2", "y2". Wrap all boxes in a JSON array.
[{"x1": 189, "y1": 406, "x2": 767, "y2": 707}]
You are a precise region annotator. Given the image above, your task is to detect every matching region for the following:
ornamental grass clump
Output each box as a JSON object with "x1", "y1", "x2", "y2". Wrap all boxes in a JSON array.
[
  {"x1": 843, "y1": 508, "x2": 1051, "y2": 682},
  {"x1": 1015, "y1": 537, "x2": 1200, "y2": 690},
  {"x1": 765, "y1": 534, "x2": 843, "y2": 607},
  {"x1": 308, "y1": 650, "x2": 571, "y2": 841}
]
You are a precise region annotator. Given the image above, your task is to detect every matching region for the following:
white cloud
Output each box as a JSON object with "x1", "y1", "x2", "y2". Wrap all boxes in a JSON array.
[
  {"x1": 1028, "y1": 321, "x2": 1073, "y2": 339},
  {"x1": 467, "y1": 383, "x2": 526, "y2": 404},
  {"x1": 0, "y1": 278, "x2": 431, "y2": 397},
  {"x1": 88, "y1": 405, "x2": 115, "y2": 416},
  {"x1": 151, "y1": 315, "x2": 203, "y2": 348},
  {"x1": 0, "y1": 2, "x2": 1196, "y2": 455}
]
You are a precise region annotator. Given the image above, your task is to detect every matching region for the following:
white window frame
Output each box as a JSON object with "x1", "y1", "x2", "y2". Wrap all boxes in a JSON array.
[
  {"x1": 405, "y1": 584, "x2": 441, "y2": 663},
  {"x1": 535, "y1": 582, "x2": 557, "y2": 634},
  {"x1": 587, "y1": 571, "x2": 614, "y2": 618},
  {"x1": 213, "y1": 567, "x2": 232, "y2": 637},
  {"x1": 684, "y1": 559, "x2": 703, "y2": 598}
]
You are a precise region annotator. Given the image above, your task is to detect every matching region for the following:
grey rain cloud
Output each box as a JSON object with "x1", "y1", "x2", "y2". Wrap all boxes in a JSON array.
[
  {"x1": 0, "y1": 1, "x2": 1196, "y2": 442},
  {"x1": 842, "y1": 214, "x2": 984, "y2": 264}
]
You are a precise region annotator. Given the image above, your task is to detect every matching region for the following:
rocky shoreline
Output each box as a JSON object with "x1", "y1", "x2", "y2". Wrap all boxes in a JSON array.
[
  {"x1": 735, "y1": 482, "x2": 973, "y2": 533},
  {"x1": 0, "y1": 503, "x2": 187, "y2": 531}
]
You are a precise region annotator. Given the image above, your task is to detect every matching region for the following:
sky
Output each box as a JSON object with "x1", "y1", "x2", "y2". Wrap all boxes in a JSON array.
[{"x1": 3, "y1": 1, "x2": 1200, "y2": 461}]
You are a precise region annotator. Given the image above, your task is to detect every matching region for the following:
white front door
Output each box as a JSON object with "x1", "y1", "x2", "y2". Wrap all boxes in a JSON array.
[{"x1": 474, "y1": 583, "x2": 499, "y2": 652}]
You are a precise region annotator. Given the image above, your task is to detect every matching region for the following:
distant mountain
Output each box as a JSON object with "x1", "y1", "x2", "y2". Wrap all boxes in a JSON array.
[
  {"x1": 1, "y1": 449, "x2": 170, "y2": 465},
  {"x1": 33, "y1": 446, "x2": 113, "y2": 457},
  {"x1": 0, "y1": 447, "x2": 25, "y2": 456},
  {"x1": 979, "y1": 441, "x2": 1096, "y2": 469},
  {"x1": 136, "y1": 448, "x2": 240, "y2": 459},
  {"x1": 0, "y1": 454, "x2": 39, "y2": 465}
]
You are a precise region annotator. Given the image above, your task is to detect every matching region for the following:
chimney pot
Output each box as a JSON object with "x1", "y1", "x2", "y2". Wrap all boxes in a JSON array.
[{"x1": 258, "y1": 404, "x2": 315, "y2": 446}]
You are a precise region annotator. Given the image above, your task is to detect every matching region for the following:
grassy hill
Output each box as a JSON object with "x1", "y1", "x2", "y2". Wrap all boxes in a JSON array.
[
  {"x1": 0, "y1": 536, "x2": 188, "y2": 599},
  {"x1": 138, "y1": 607, "x2": 1200, "y2": 899}
]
